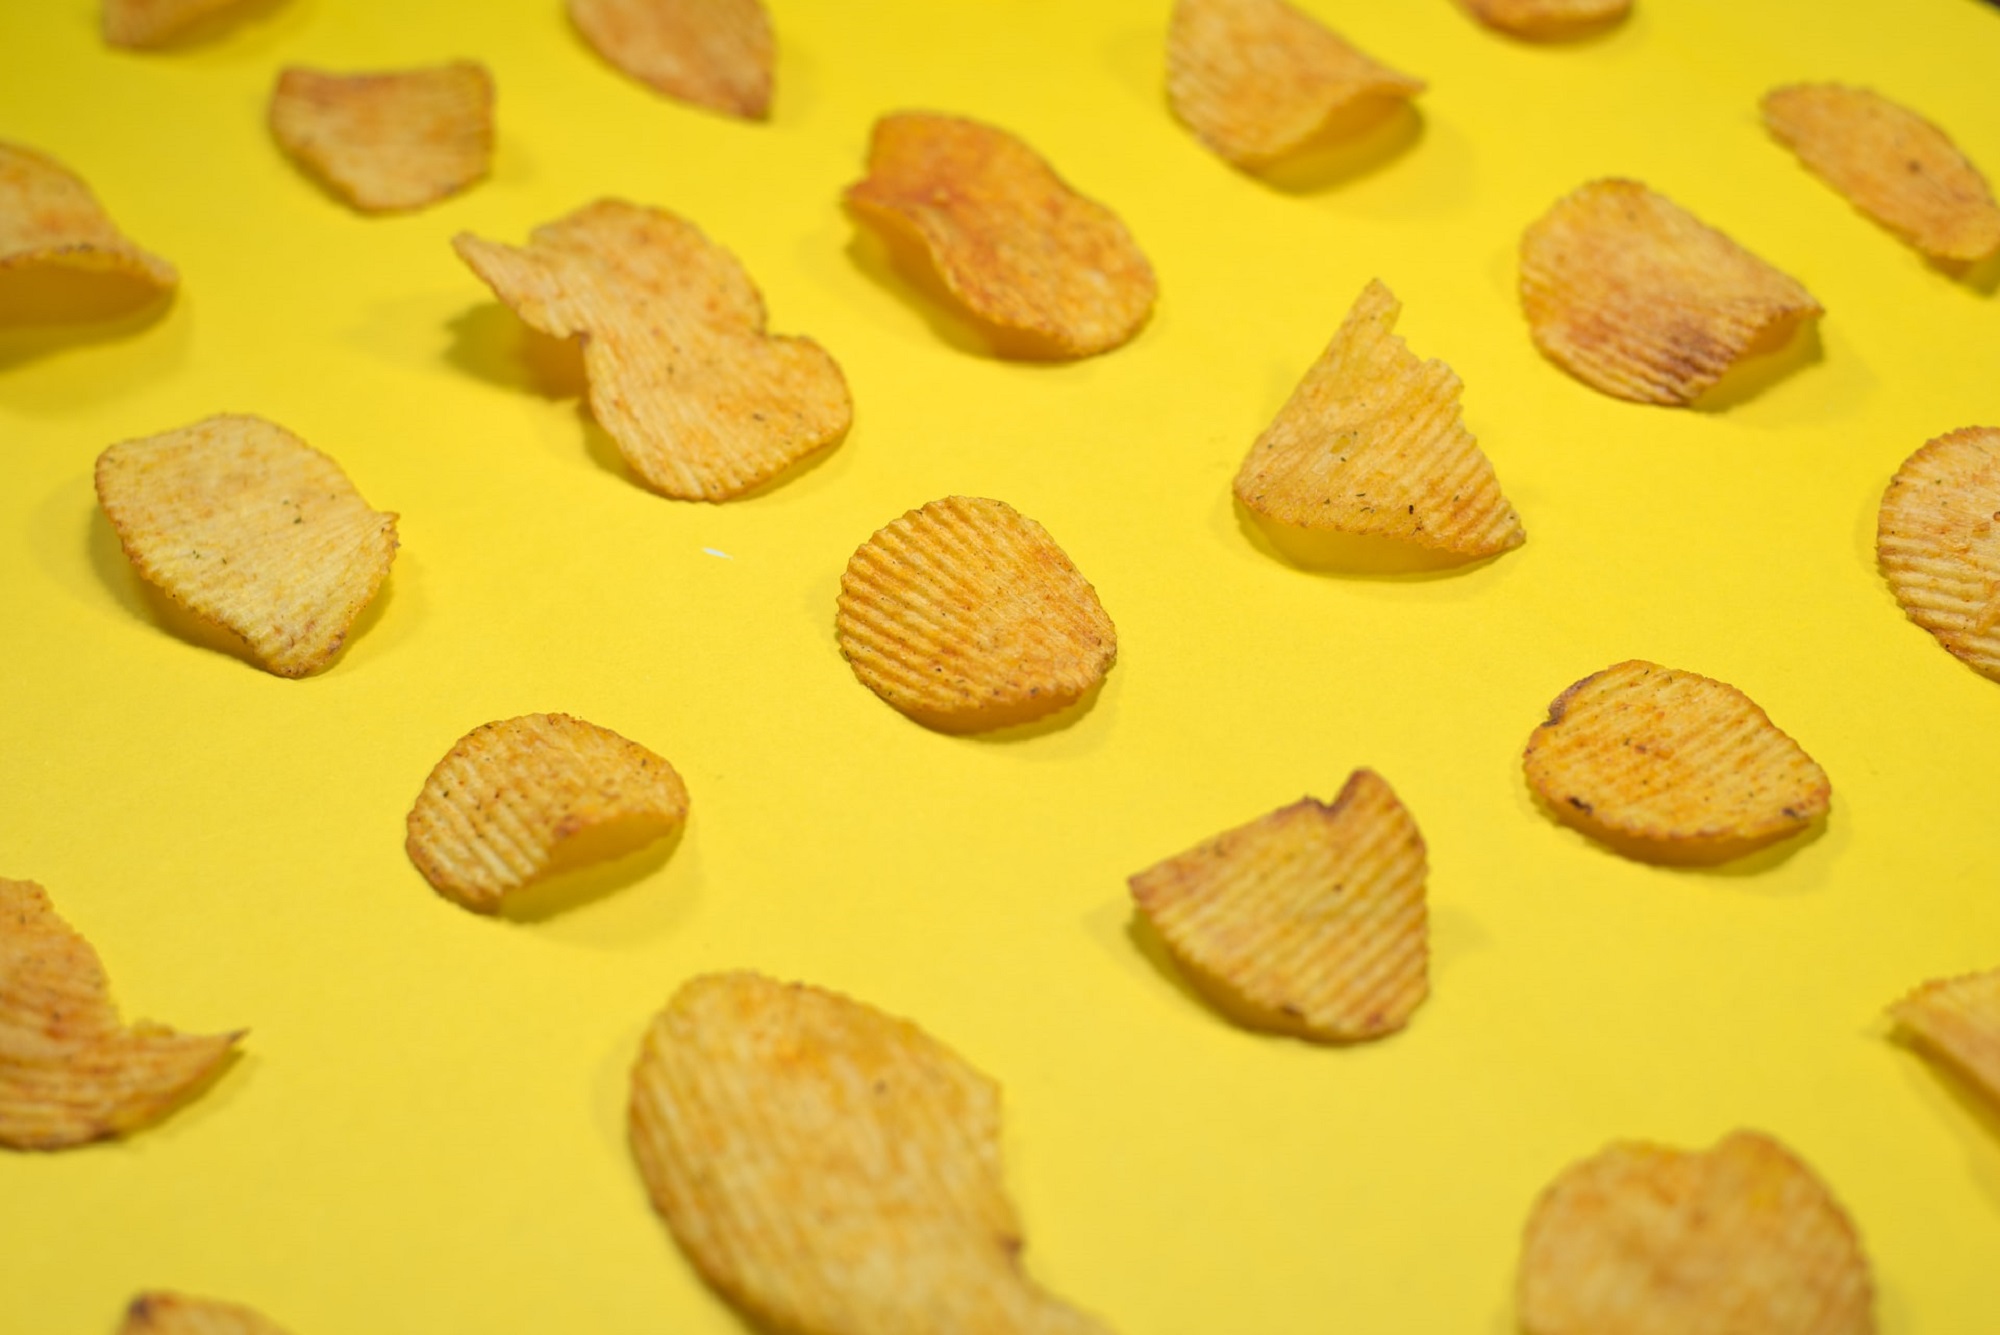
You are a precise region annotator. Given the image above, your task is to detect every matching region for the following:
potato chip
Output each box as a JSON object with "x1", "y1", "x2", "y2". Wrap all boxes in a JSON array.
[
  {"x1": 836, "y1": 496, "x2": 1117, "y2": 733},
  {"x1": 1518, "y1": 1130, "x2": 1875, "y2": 1335},
  {"x1": 269, "y1": 62, "x2": 494, "y2": 214},
  {"x1": 1129, "y1": 769, "x2": 1428, "y2": 1042},
  {"x1": 629, "y1": 971, "x2": 1114, "y2": 1335},
  {"x1": 103, "y1": 0, "x2": 261, "y2": 48},
  {"x1": 1763, "y1": 84, "x2": 2000, "y2": 265},
  {"x1": 95, "y1": 415, "x2": 398, "y2": 678},
  {"x1": 566, "y1": 0, "x2": 773, "y2": 120},
  {"x1": 121, "y1": 1292, "x2": 293, "y2": 1335},
  {"x1": 1457, "y1": 0, "x2": 1630, "y2": 40},
  {"x1": 845, "y1": 112, "x2": 1157, "y2": 358},
  {"x1": 454, "y1": 199, "x2": 851, "y2": 501},
  {"x1": 1877, "y1": 426, "x2": 2000, "y2": 682},
  {"x1": 1, "y1": 879, "x2": 241, "y2": 1152},
  {"x1": 0, "y1": 141, "x2": 176, "y2": 292},
  {"x1": 1520, "y1": 179, "x2": 1822, "y2": 405},
  {"x1": 1233, "y1": 279, "x2": 1525, "y2": 558},
  {"x1": 1166, "y1": 0, "x2": 1424, "y2": 169},
  {"x1": 405, "y1": 713, "x2": 689, "y2": 913},
  {"x1": 1523, "y1": 660, "x2": 1830, "y2": 863},
  {"x1": 1888, "y1": 966, "x2": 2000, "y2": 1109}
]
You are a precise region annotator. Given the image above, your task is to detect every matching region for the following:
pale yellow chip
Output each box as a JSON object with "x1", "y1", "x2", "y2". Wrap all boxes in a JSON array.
[
  {"x1": 1457, "y1": 0, "x2": 1631, "y2": 40},
  {"x1": 1518, "y1": 1130, "x2": 1875, "y2": 1335},
  {"x1": 405, "y1": 713, "x2": 690, "y2": 913},
  {"x1": 1764, "y1": 84, "x2": 2000, "y2": 265},
  {"x1": 1889, "y1": 967, "x2": 2000, "y2": 1110},
  {"x1": 836, "y1": 496, "x2": 1117, "y2": 733},
  {"x1": 629, "y1": 971, "x2": 1114, "y2": 1335},
  {"x1": 1520, "y1": 179, "x2": 1822, "y2": 406},
  {"x1": 1, "y1": 879, "x2": 242, "y2": 1152},
  {"x1": 1233, "y1": 278, "x2": 1525, "y2": 558},
  {"x1": 1166, "y1": 0, "x2": 1424, "y2": 169},
  {"x1": 1877, "y1": 426, "x2": 2000, "y2": 683},
  {"x1": 566, "y1": 0, "x2": 773, "y2": 120},
  {"x1": 103, "y1": 0, "x2": 264, "y2": 48},
  {"x1": 269, "y1": 62, "x2": 494, "y2": 214},
  {"x1": 0, "y1": 141, "x2": 177, "y2": 292},
  {"x1": 121, "y1": 1292, "x2": 294, "y2": 1335},
  {"x1": 845, "y1": 112, "x2": 1158, "y2": 358},
  {"x1": 454, "y1": 199, "x2": 851, "y2": 501},
  {"x1": 1129, "y1": 769, "x2": 1428, "y2": 1042}
]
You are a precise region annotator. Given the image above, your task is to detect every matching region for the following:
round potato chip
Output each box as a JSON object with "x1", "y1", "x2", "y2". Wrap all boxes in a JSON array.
[
  {"x1": 566, "y1": 0, "x2": 773, "y2": 120},
  {"x1": 1888, "y1": 966, "x2": 2000, "y2": 1110},
  {"x1": 269, "y1": 62, "x2": 495, "y2": 214},
  {"x1": 1, "y1": 141, "x2": 177, "y2": 292},
  {"x1": 121, "y1": 1292, "x2": 294, "y2": 1335},
  {"x1": 1457, "y1": 0, "x2": 1630, "y2": 40},
  {"x1": 1876, "y1": 426, "x2": 2000, "y2": 683}
]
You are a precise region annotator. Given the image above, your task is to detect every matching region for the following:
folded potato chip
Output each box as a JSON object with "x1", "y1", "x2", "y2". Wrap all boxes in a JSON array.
[
  {"x1": 454, "y1": 199, "x2": 850, "y2": 500},
  {"x1": 1889, "y1": 966, "x2": 2000, "y2": 1110},
  {"x1": 103, "y1": 0, "x2": 262, "y2": 48},
  {"x1": 269, "y1": 62, "x2": 494, "y2": 214},
  {"x1": 0, "y1": 141, "x2": 177, "y2": 293},
  {"x1": 1457, "y1": 0, "x2": 1630, "y2": 39},
  {"x1": 1129, "y1": 769, "x2": 1428, "y2": 1041},
  {"x1": 1523, "y1": 660, "x2": 1829, "y2": 863},
  {"x1": 1, "y1": 879, "x2": 241, "y2": 1152},
  {"x1": 121, "y1": 1292, "x2": 293, "y2": 1335},
  {"x1": 1520, "y1": 179, "x2": 1822, "y2": 405},
  {"x1": 1877, "y1": 426, "x2": 2000, "y2": 682},
  {"x1": 836, "y1": 496, "x2": 1117, "y2": 732},
  {"x1": 630, "y1": 971, "x2": 1114, "y2": 1335},
  {"x1": 567, "y1": 0, "x2": 773, "y2": 120},
  {"x1": 845, "y1": 112, "x2": 1157, "y2": 358},
  {"x1": 1518, "y1": 1130, "x2": 1875, "y2": 1335}
]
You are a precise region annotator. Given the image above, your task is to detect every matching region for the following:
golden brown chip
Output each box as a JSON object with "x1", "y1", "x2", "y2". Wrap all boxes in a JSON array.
[
  {"x1": 1129, "y1": 769, "x2": 1428, "y2": 1042},
  {"x1": 1457, "y1": 0, "x2": 1630, "y2": 40},
  {"x1": 405, "y1": 713, "x2": 690, "y2": 913},
  {"x1": 1520, "y1": 179, "x2": 1822, "y2": 406},
  {"x1": 1233, "y1": 278, "x2": 1525, "y2": 558},
  {"x1": 0, "y1": 141, "x2": 176, "y2": 292},
  {"x1": 629, "y1": 971, "x2": 1114, "y2": 1335},
  {"x1": 1166, "y1": 0, "x2": 1424, "y2": 169},
  {"x1": 1, "y1": 879, "x2": 241, "y2": 1152},
  {"x1": 95, "y1": 415, "x2": 398, "y2": 678},
  {"x1": 566, "y1": 0, "x2": 773, "y2": 120},
  {"x1": 1889, "y1": 966, "x2": 2000, "y2": 1109},
  {"x1": 453, "y1": 199, "x2": 851, "y2": 501},
  {"x1": 1523, "y1": 660, "x2": 1830, "y2": 863},
  {"x1": 1877, "y1": 426, "x2": 2000, "y2": 682},
  {"x1": 103, "y1": 0, "x2": 264, "y2": 48},
  {"x1": 120, "y1": 1292, "x2": 294, "y2": 1335},
  {"x1": 836, "y1": 496, "x2": 1117, "y2": 733},
  {"x1": 269, "y1": 62, "x2": 494, "y2": 214},
  {"x1": 1763, "y1": 84, "x2": 2000, "y2": 265},
  {"x1": 1518, "y1": 1130, "x2": 1875, "y2": 1335},
  {"x1": 845, "y1": 112, "x2": 1158, "y2": 359}
]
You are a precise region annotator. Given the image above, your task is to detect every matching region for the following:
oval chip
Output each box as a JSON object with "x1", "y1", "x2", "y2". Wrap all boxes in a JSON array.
[
  {"x1": 1456, "y1": 0, "x2": 1631, "y2": 40},
  {"x1": 1, "y1": 141, "x2": 177, "y2": 293},
  {"x1": 269, "y1": 62, "x2": 495, "y2": 214},
  {"x1": 103, "y1": 0, "x2": 265, "y2": 49},
  {"x1": 567, "y1": 0, "x2": 773, "y2": 120},
  {"x1": 1888, "y1": 966, "x2": 2000, "y2": 1111},
  {"x1": 1876, "y1": 426, "x2": 2000, "y2": 683},
  {"x1": 121, "y1": 1292, "x2": 294, "y2": 1335}
]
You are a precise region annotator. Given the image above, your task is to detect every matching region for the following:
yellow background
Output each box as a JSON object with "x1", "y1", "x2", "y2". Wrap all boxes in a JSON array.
[{"x1": 4, "y1": 0, "x2": 1998, "y2": 1330}]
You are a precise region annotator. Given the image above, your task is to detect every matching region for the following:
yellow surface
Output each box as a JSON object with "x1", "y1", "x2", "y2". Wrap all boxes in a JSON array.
[{"x1": 3, "y1": 0, "x2": 1998, "y2": 1330}]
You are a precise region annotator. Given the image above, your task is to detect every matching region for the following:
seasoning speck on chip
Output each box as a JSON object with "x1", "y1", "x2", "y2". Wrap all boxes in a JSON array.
[
  {"x1": 269, "y1": 62, "x2": 494, "y2": 214},
  {"x1": 103, "y1": 0, "x2": 265, "y2": 48},
  {"x1": 121, "y1": 1292, "x2": 294, "y2": 1335},
  {"x1": 1877, "y1": 426, "x2": 2000, "y2": 683},
  {"x1": 567, "y1": 0, "x2": 773, "y2": 120},
  {"x1": 1889, "y1": 966, "x2": 2000, "y2": 1111},
  {"x1": 1, "y1": 141, "x2": 177, "y2": 296},
  {"x1": 1457, "y1": 0, "x2": 1630, "y2": 40}
]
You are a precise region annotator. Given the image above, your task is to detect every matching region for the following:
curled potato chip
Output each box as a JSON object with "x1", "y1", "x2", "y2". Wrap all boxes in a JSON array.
[
  {"x1": 845, "y1": 112, "x2": 1157, "y2": 358},
  {"x1": 0, "y1": 141, "x2": 176, "y2": 293},
  {"x1": 1877, "y1": 426, "x2": 2000, "y2": 683},
  {"x1": 1, "y1": 879, "x2": 241, "y2": 1152},
  {"x1": 121, "y1": 1292, "x2": 293, "y2": 1334},
  {"x1": 1129, "y1": 769, "x2": 1428, "y2": 1042},
  {"x1": 103, "y1": 0, "x2": 264, "y2": 48},
  {"x1": 1457, "y1": 0, "x2": 1630, "y2": 39},
  {"x1": 269, "y1": 62, "x2": 494, "y2": 214},
  {"x1": 454, "y1": 199, "x2": 850, "y2": 501},
  {"x1": 1523, "y1": 660, "x2": 1829, "y2": 864},
  {"x1": 836, "y1": 496, "x2": 1117, "y2": 733},
  {"x1": 1518, "y1": 1130, "x2": 1875, "y2": 1335},
  {"x1": 630, "y1": 971, "x2": 1114, "y2": 1335},
  {"x1": 1234, "y1": 278, "x2": 1524, "y2": 558},
  {"x1": 1889, "y1": 967, "x2": 2000, "y2": 1109},
  {"x1": 1520, "y1": 179, "x2": 1822, "y2": 405},
  {"x1": 567, "y1": 0, "x2": 772, "y2": 120}
]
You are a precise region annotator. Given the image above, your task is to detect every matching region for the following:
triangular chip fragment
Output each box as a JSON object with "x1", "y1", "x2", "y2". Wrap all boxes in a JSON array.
[
  {"x1": 269, "y1": 62, "x2": 495, "y2": 214},
  {"x1": 121, "y1": 1292, "x2": 295, "y2": 1335},
  {"x1": 1889, "y1": 966, "x2": 2000, "y2": 1110},
  {"x1": 1876, "y1": 426, "x2": 2000, "y2": 682}
]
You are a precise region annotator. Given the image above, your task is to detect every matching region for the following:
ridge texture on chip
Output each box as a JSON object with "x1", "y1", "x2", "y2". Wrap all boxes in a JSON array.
[
  {"x1": 567, "y1": 0, "x2": 773, "y2": 120},
  {"x1": 121, "y1": 1292, "x2": 294, "y2": 1334},
  {"x1": 1889, "y1": 966, "x2": 2000, "y2": 1109},
  {"x1": 1457, "y1": 0, "x2": 1630, "y2": 39},
  {"x1": 269, "y1": 62, "x2": 495, "y2": 214},
  {"x1": 103, "y1": 0, "x2": 263, "y2": 48},
  {"x1": 1876, "y1": 426, "x2": 2000, "y2": 682},
  {"x1": 0, "y1": 141, "x2": 177, "y2": 292}
]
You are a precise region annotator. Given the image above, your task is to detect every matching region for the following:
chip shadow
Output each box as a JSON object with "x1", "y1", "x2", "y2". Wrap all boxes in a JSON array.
[
  {"x1": 1242, "y1": 100, "x2": 1424, "y2": 197},
  {"x1": 1690, "y1": 320, "x2": 1824, "y2": 413},
  {"x1": 492, "y1": 821, "x2": 686, "y2": 924},
  {"x1": 0, "y1": 269, "x2": 174, "y2": 370},
  {"x1": 1233, "y1": 497, "x2": 1507, "y2": 580}
]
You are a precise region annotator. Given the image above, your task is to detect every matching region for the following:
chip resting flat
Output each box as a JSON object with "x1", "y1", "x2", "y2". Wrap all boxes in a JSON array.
[
  {"x1": 269, "y1": 62, "x2": 494, "y2": 213},
  {"x1": 1876, "y1": 426, "x2": 2000, "y2": 682},
  {"x1": 103, "y1": 0, "x2": 266, "y2": 47},
  {"x1": 1457, "y1": 0, "x2": 1630, "y2": 39}
]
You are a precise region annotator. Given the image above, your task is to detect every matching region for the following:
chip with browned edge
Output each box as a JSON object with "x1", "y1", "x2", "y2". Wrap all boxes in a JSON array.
[
  {"x1": 567, "y1": 0, "x2": 772, "y2": 120},
  {"x1": 630, "y1": 971, "x2": 1114, "y2": 1335},
  {"x1": 454, "y1": 199, "x2": 850, "y2": 501},
  {"x1": 1520, "y1": 179, "x2": 1822, "y2": 405},
  {"x1": 103, "y1": 0, "x2": 266, "y2": 48},
  {"x1": 1457, "y1": 0, "x2": 1630, "y2": 40},
  {"x1": 846, "y1": 112, "x2": 1157, "y2": 358},
  {"x1": 1, "y1": 879, "x2": 241, "y2": 1152},
  {"x1": 1877, "y1": 427, "x2": 2000, "y2": 682},
  {"x1": 1518, "y1": 1130, "x2": 1875, "y2": 1335},
  {"x1": 1129, "y1": 769, "x2": 1428, "y2": 1042},
  {"x1": 1523, "y1": 660, "x2": 1829, "y2": 863},
  {"x1": 1234, "y1": 279, "x2": 1525, "y2": 558},
  {"x1": 269, "y1": 62, "x2": 494, "y2": 214},
  {"x1": 1763, "y1": 84, "x2": 2000, "y2": 265},
  {"x1": 1889, "y1": 966, "x2": 2000, "y2": 1110},
  {"x1": 0, "y1": 141, "x2": 176, "y2": 294},
  {"x1": 121, "y1": 1292, "x2": 294, "y2": 1335}
]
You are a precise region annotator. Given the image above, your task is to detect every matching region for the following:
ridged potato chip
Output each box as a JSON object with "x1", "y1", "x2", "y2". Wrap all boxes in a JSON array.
[
  {"x1": 121, "y1": 1292, "x2": 293, "y2": 1335},
  {"x1": 0, "y1": 141, "x2": 176, "y2": 293},
  {"x1": 454, "y1": 199, "x2": 850, "y2": 501},
  {"x1": 1877, "y1": 428, "x2": 2000, "y2": 682},
  {"x1": 95, "y1": 414, "x2": 398, "y2": 678},
  {"x1": 405, "y1": 713, "x2": 689, "y2": 913},
  {"x1": 1, "y1": 879, "x2": 241, "y2": 1151},
  {"x1": 1523, "y1": 660, "x2": 1830, "y2": 863},
  {"x1": 103, "y1": 0, "x2": 262, "y2": 48},
  {"x1": 836, "y1": 496, "x2": 1117, "y2": 733},
  {"x1": 269, "y1": 62, "x2": 494, "y2": 214},
  {"x1": 1233, "y1": 279, "x2": 1525, "y2": 558},
  {"x1": 1166, "y1": 0, "x2": 1424, "y2": 169},
  {"x1": 1518, "y1": 1130, "x2": 1875, "y2": 1335},
  {"x1": 1520, "y1": 179, "x2": 1822, "y2": 405},
  {"x1": 567, "y1": 0, "x2": 773, "y2": 120},
  {"x1": 1457, "y1": 0, "x2": 1630, "y2": 39},
  {"x1": 1889, "y1": 966, "x2": 2000, "y2": 1109},
  {"x1": 1763, "y1": 84, "x2": 2000, "y2": 265},
  {"x1": 1129, "y1": 769, "x2": 1428, "y2": 1041},
  {"x1": 629, "y1": 971, "x2": 1114, "y2": 1335},
  {"x1": 845, "y1": 112, "x2": 1157, "y2": 358}
]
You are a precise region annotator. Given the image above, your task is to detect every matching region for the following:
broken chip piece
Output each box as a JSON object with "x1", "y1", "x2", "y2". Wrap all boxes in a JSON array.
[
  {"x1": 1889, "y1": 966, "x2": 2000, "y2": 1110},
  {"x1": 453, "y1": 198, "x2": 851, "y2": 501},
  {"x1": 1519, "y1": 179, "x2": 1822, "y2": 405},
  {"x1": 1233, "y1": 278, "x2": 1525, "y2": 558},
  {"x1": 269, "y1": 62, "x2": 495, "y2": 214},
  {"x1": 121, "y1": 1292, "x2": 294, "y2": 1335},
  {"x1": 845, "y1": 112, "x2": 1157, "y2": 358},
  {"x1": 1, "y1": 879, "x2": 241, "y2": 1152},
  {"x1": 629, "y1": 971, "x2": 1115, "y2": 1335},
  {"x1": 836, "y1": 496, "x2": 1117, "y2": 733},
  {"x1": 1456, "y1": 0, "x2": 1630, "y2": 40},
  {"x1": 0, "y1": 141, "x2": 177, "y2": 296},
  {"x1": 1129, "y1": 769, "x2": 1428, "y2": 1042},
  {"x1": 103, "y1": 0, "x2": 266, "y2": 48},
  {"x1": 1877, "y1": 426, "x2": 2000, "y2": 683},
  {"x1": 567, "y1": 0, "x2": 773, "y2": 120}
]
